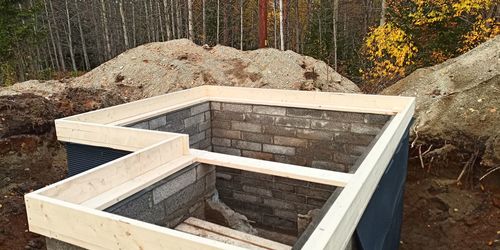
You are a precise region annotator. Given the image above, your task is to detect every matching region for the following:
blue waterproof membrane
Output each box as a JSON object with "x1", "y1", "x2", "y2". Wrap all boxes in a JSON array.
[
  {"x1": 65, "y1": 143, "x2": 130, "y2": 176},
  {"x1": 354, "y1": 125, "x2": 410, "y2": 250}
]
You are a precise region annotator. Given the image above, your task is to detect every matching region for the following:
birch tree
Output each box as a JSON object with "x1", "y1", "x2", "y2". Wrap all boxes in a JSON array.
[{"x1": 188, "y1": 0, "x2": 193, "y2": 40}]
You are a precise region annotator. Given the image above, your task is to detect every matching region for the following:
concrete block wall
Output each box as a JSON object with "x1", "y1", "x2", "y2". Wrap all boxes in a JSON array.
[
  {"x1": 105, "y1": 163, "x2": 216, "y2": 228},
  {"x1": 210, "y1": 102, "x2": 389, "y2": 171},
  {"x1": 128, "y1": 102, "x2": 212, "y2": 150},
  {"x1": 124, "y1": 100, "x2": 390, "y2": 237},
  {"x1": 210, "y1": 102, "x2": 390, "y2": 236}
]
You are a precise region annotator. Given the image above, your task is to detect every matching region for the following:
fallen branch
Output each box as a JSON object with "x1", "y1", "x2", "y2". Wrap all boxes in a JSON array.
[{"x1": 479, "y1": 166, "x2": 500, "y2": 181}]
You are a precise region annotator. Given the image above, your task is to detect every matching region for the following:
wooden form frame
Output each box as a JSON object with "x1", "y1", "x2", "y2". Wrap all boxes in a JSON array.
[{"x1": 25, "y1": 86, "x2": 415, "y2": 250}]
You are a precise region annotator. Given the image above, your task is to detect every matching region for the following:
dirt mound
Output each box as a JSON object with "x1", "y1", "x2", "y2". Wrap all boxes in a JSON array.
[
  {"x1": 0, "y1": 94, "x2": 59, "y2": 138},
  {"x1": 383, "y1": 36, "x2": 500, "y2": 171},
  {"x1": 52, "y1": 87, "x2": 125, "y2": 117},
  {"x1": 71, "y1": 39, "x2": 359, "y2": 99}
]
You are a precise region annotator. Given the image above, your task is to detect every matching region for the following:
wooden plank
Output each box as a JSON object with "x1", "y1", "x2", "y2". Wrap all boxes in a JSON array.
[
  {"x1": 39, "y1": 135, "x2": 188, "y2": 203},
  {"x1": 80, "y1": 155, "x2": 196, "y2": 210},
  {"x1": 183, "y1": 217, "x2": 291, "y2": 250},
  {"x1": 176, "y1": 223, "x2": 268, "y2": 250},
  {"x1": 109, "y1": 98, "x2": 209, "y2": 126},
  {"x1": 64, "y1": 85, "x2": 210, "y2": 124},
  {"x1": 301, "y1": 99, "x2": 415, "y2": 250},
  {"x1": 25, "y1": 194, "x2": 243, "y2": 250},
  {"x1": 190, "y1": 149, "x2": 351, "y2": 187},
  {"x1": 205, "y1": 86, "x2": 412, "y2": 114},
  {"x1": 55, "y1": 120, "x2": 180, "y2": 151}
]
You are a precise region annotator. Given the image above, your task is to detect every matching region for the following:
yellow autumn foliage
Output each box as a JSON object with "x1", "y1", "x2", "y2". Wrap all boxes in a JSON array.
[{"x1": 362, "y1": 23, "x2": 418, "y2": 84}]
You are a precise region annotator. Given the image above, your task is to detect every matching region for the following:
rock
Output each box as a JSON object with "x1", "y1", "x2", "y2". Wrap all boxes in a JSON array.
[
  {"x1": 205, "y1": 197, "x2": 257, "y2": 235},
  {"x1": 383, "y1": 36, "x2": 500, "y2": 170},
  {"x1": 297, "y1": 208, "x2": 321, "y2": 235}
]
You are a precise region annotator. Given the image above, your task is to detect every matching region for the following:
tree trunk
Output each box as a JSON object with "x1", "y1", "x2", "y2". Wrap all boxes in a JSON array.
[
  {"x1": 170, "y1": 0, "x2": 176, "y2": 38},
  {"x1": 380, "y1": 0, "x2": 386, "y2": 26},
  {"x1": 176, "y1": 0, "x2": 182, "y2": 38},
  {"x1": 332, "y1": 0, "x2": 338, "y2": 71},
  {"x1": 49, "y1": 0, "x2": 66, "y2": 71},
  {"x1": 43, "y1": 0, "x2": 60, "y2": 71},
  {"x1": 74, "y1": 0, "x2": 90, "y2": 70},
  {"x1": 188, "y1": 0, "x2": 193, "y2": 40},
  {"x1": 119, "y1": 0, "x2": 129, "y2": 48},
  {"x1": 295, "y1": 0, "x2": 299, "y2": 52},
  {"x1": 202, "y1": 0, "x2": 206, "y2": 43},
  {"x1": 273, "y1": 0, "x2": 277, "y2": 48},
  {"x1": 258, "y1": 0, "x2": 267, "y2": 47},
  {"x1": 64, "y1": 0, "x2": 77, "y2": 71},
  {"x1": 240, "y1": 0, "x2": 244, "y2": 50},
  {"x1": 217, "y1": 0, "x2": 220, "y2": 43},
  {"x1": 158, "y1": 1, "x2": 164, "y2": 41},
  {"x1": 163, "y1": 0, "x2": 172, "y2": 40},
  {"x1": 101, "y1": 0, "x2": 112, "y2": 58},
  {"x1": 132, "y1": 2, "x2": 137, "y2": 47},
  {"x1": 279, "y1": 0, "x2": 284, "y2": 50},
  {"x1": 144, "y1": 1, "x2": 151, "y2": 42}
]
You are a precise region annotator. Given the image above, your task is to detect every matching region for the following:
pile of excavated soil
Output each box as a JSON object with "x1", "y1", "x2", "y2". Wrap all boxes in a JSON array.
[
  {"x1": 383, "y1": 36, "x2": 500, "y2": 173},
  {"x1": 70, "y1": 39, "x2": 359, "y2": 99},
  {"x1": 0, "y1": 39, "x2": 360, "y2": 101}
]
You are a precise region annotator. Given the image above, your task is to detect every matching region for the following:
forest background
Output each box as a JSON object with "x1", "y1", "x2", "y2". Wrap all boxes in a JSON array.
[{"x1": 0, "y1": 0, "x2": 498, "y2": 92}]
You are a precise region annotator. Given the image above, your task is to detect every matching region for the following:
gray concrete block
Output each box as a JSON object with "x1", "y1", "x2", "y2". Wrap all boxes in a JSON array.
[
  {"x1": 184, "y1": 113, "x2": 205, "y2": 128},
  {"x1": 311, "y1": 120, "x2": 350, "y2": 132},
  {"x1": 262, "y1": 125, "x2": 297, "y2": 137},
  {"x1": 213, "y1": 146, "x2": 241, "y2": 156},
  {"x1": 364, "y1": 113, "x2": 390, "y2": 124},
  {"x1": 198, "y1": 120, "x2": 211, "y2": 131},
  {"x1": 274, "y1": 136, "x2": 308, "y2": 148},
  {"x1": 222, "y1": 103, "x2": 252, "y2": 113},
  {"x1": 241, "y1": 150, "x2": 274, "y2": 161},
  {"x1": 231, "y1": 121, "x2": 261, "y2": 133},
  {"x1": 159, "y1": 120, "x2": 185, "y2": 132},
  {"x1": 153, "y1": 168, "x2": 196, "y2": 204},
  {"x1": 263, "y1": 198, "x2": 296, "y2": 210},
  {"x1": 244, "y1": 113, "x2": 275, "y2": 125},
  {"x1": 191, "y1": 102, "x2": 210, "y2": 115},
  {"x1": 212, "y1": 128, "x2": 241, "y2": 139},
  {"x1": 212, "y1": 110, "x2": 246, "y2": 121},
  {"x1": 149, "y1": 115, "x2": 167, "y2": 130},
  {"x1": 166, "y1": 108, "x2": 191, "y2": 122},
  {"x1": 274, "y1": 209, "x2": 299, "y2": 221},
  {"x1": 296, "y1": 129, "x2": 333, "y2": 140},
  {"x1": 212, "y1": 137, "x2": 232, "y2": 147},
  {"x1": 232, "y1": 140, "x2": 262, "y2": 151},
  {"x1": 212, "y1": 120, "x2": 231, "y2": 129},
  {"x1": 253, "y1": 105, "x2": 287, "y2": 116},
  {"x1": 263, "y1": 144, "x2": 295, "y2": 156},
  {"x1": 272, "y1": 190, "x2": 306, "y2": 203},
  {"x1": 350, "y1": 123, "x2": 383, "y2": 135},
  {"x1": 333, "y1": 132, "x2": 374, "y2": 146},
  {"x1": 130, "y1": 121, "x2": 149, "y2": 130},
  {"x1": 323, "y1": 111, "x2": 364, "y2": 123},
  {"x1": 210, "y1": 101, "x2": 222, "y2": 111},
  {"x1": 242, "y1": 185, "x2": 272, "y2": 197},
  {"x1": 311, "y1": 160, "x2": 346, "y2": 172},
  {"x1": 286, "y1": 107, "x2": 324, "y2": 118},
  {"x1": 189, "y1": 131, "x2": 206, "y2": 145},
  {"x1": 275, "y1": 116, "x2": 310, "y2": 128},
  {"x1": 241, "y1": 132, "x2": 273, "y2": 143},
  {"x1": 296, "y1": 186, "x2": 332, "y2": 200},
  {"x1": 234, "y1": 191, "x2": 261, "y2": 203}
]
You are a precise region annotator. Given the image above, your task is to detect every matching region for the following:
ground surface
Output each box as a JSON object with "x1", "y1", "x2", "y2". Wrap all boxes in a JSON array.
[{"x1": 0, "y1": 39, "x2": 498, "y2": 249}]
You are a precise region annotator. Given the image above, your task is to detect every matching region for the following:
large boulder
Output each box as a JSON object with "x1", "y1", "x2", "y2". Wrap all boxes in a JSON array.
[{"x1": 383, "y1": 36, "x2": 500, "y2": 170}]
